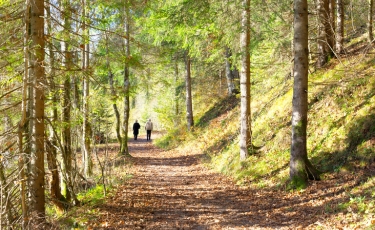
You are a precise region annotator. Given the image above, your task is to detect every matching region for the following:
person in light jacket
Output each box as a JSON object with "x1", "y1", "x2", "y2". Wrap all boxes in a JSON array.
[{"x1": 145, "y1": 119, "x2": 153, "y2": 140}]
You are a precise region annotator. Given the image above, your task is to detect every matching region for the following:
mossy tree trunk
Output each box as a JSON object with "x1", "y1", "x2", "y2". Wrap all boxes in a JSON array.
[{"x1": 290, "y1": 0, "x2": 320, "y2": 188}]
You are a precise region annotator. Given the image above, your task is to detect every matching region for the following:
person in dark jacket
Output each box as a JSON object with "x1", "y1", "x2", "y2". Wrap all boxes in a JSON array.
[{"x1": 133, "y1": 120, "x2": 141, "y2": 140}]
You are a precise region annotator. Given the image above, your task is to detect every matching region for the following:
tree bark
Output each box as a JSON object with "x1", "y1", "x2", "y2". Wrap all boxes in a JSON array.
[
  {"x1": 60, "y1": 11, "x2": 72, "y2": 202},
  {"x1": 46, "y1": 140, "x2": 67, "y2": 212},
  {"x1": 369, "y1": 0, "x2": 374, "y2": 43},
  {"x1": 185, "y1": 52, "x2": 194, "y2": 131},
  {"x1": 82, "y1": 0, "x2": 92, "y2": 177},
  {"x1": 29, "y1": 0, "x2": 46, "y2": 221},
  {"x1": 328, "y1": 0, "x2": 336, "y2": 53},
  {"x1": 108, "y1": 71, "x2": 122, "y2": 144},
  {"x1": 239, "y1": 0, "x2": 251, "y2": 161},
  {"x1": 46, "y1": 2, "x2": 66, "y2": 212},
  {"x1": 336, "y1": 0, "x2": 344, "y2": 53},
  {"x1": 174, "y1": 60, "x2": 180, "y2": 126},
  {"x1": 20, "y1": 0, "x2": 30, "y2": 226},
  {"x1": 105, "y1": 33, "x2": 122, "y2": 146},
  {"x1": 290, "y1": 0, "x2": 320, "y2": 188},
  {"x1": 225, "y1": 47, "x2": 236, "y2": 96},
  {"x1": 316, "y1": 0, "x2": 330, "y2": 67},
  {"x1": 121, "y1": 1, "x2": 130, "y2": 155}
]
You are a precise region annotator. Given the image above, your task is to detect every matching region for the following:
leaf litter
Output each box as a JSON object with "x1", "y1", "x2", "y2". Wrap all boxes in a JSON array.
[{"x1": 88, "y1": 133, "x2": 375, "y2": 229}]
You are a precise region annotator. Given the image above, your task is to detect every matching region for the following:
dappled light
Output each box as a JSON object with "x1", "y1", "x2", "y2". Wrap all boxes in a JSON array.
[
  {"x1": 2, "y1": 0, "x2": 375, "y2": 228},
  {"x1": 85, "y1": 134, "x2": 373, "y2": 229}
]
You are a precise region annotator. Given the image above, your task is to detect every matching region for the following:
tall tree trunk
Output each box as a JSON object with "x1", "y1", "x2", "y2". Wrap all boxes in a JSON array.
[
  {"x1": 61, "y1": 50, "x2": 72, "y2": 201},
  {"x1": 239, "y1": 0, "x2": 251, "y2": 161},
  {"x1": 328, "y1": 0, "x2": 336, "y2": 53},
  {"x1": 46, "y1": 2, "x2": 66, "y2": 212},
  {"x1": 121, "y1": 1, "x2": 131, "y2": 155},
  {"x1": 19, "y1": 0, "x2": 30, "y2": 226},
  {"x1": 316, "y1": 0, "x2": 330, "y2": 67},
  {"x1": 29, "y1": 0, "x2": 46, "y2": 221},
  {"x1": 174, "y1": 60, "x2": 180, "y2": 126},
  {"x1": 82, "y1": 0, "x2": 92, "y2": 177},
  {"x1": 336, "y1": 0, "x2": 344, "y2": 53},
  {"x1": 225, "y1": 47, "x2": 236, "y2": 96},
  {"x1": 185, "y1": 52, "x2": 194, "y2": 131},
  {"x1": 60, "y1": 0, "x2": 73, "y2": 202},
  {"x1": 290, "y1": 0, "x2": 321, "y2": 188},
  {"x1": 369, "y1": 0, "x2": 374, "y2": 43},
  {"x1": 105, "y1": 33, "x2": 122, "y2": 146}
]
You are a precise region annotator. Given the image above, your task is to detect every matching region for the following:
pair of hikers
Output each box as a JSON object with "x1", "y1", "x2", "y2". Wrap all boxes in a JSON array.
[{"x1": 132, "y1": 119, "x2": 153, "y2": 140}]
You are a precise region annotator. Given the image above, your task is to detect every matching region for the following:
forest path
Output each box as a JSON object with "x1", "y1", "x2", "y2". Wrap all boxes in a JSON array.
[{"x1": 89, "y1": 133, "x2": 352, "y2": 229}]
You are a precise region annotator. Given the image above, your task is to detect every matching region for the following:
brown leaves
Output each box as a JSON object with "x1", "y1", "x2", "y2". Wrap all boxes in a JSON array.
[{"x1": 86, "y1": 133, "x2": 372, "y2": 229}]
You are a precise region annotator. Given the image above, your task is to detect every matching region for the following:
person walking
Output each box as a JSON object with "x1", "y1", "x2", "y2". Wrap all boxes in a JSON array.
[
  {"x1": 145, "y1": 119, "x2": 153, "y2": 141},
  {"x1": 133, "y1": 120, "x2": 141, "y2": 140}
]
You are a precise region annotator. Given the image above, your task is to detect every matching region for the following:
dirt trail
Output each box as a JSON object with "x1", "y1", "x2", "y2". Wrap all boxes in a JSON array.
[{"x1": 89, "y1": 134, "x2": 358, "y2": 229}]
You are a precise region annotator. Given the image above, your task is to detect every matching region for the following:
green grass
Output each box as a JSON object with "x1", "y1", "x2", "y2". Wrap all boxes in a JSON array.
[
  {"x1": 77, "y1": 185, "x2": 107, "y2": 206},
  {"x1": 157, "y1": 36, "x2": 375, "y2": 226}
]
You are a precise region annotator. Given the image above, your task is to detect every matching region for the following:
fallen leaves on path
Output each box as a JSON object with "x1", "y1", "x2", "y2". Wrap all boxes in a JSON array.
[{"x1": 88, "y1": 134, "x2": 373, "y2": 229}]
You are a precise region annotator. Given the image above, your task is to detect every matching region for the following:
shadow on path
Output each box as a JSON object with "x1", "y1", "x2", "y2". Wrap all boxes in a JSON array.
[{"x1": 91, "y1": 134, "x2": 362, "y2": 229}]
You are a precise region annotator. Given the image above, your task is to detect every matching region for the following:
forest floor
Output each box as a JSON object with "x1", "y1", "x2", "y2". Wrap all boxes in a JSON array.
[{"x1": 86, "y1": 132, "x2": 373, "y2": 230}]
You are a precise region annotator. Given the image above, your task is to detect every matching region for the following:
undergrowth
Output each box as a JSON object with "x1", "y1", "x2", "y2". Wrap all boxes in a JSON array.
[
  {"x1": 157, "y1": 36, "x2": 375, "y2": 227},
  {"x1": 53, "y1": 154, "x2": 134, "y2": 229}
]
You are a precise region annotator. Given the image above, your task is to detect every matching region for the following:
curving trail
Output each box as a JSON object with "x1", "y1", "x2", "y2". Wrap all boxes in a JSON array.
[{"x1": 89, "y1": 133, "x2": 361, "y2": 229}]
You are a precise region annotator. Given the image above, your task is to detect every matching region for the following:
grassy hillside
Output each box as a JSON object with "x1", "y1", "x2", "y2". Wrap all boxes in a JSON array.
[{"x1": 156, "y1": 35, "x2": 375, "y2": 226}]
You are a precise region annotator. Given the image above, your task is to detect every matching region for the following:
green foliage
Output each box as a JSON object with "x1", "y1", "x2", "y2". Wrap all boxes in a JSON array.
[
  {"x1": 155, "y1": 128, "x2": 185, "y2": 149},
  {"x1": 77, "y1": 185, "x2": 107, "y2": 206},
  {"x1": 158, "y1": 32, "x2": 375, "y2": 227}
]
